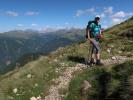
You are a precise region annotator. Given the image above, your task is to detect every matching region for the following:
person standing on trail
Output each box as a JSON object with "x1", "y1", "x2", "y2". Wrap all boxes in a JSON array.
[{"x1": 86, "y1": 15, "x2": 104, "y2": 66}]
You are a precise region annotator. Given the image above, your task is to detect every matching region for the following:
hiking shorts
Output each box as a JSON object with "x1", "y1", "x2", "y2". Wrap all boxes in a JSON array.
[{"x1": 91, "y1": 39, "x2": 100, "y2": 54}]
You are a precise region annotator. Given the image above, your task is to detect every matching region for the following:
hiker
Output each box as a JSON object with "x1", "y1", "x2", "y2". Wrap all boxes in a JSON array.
[{"x1": 86, "y1": 15, "x2": 104, "y2": 66}]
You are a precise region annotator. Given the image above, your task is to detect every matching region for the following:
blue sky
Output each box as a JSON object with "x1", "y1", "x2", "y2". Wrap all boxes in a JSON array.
[{"x1": 0, "y1": 0, "x2": 133, "y2": 32}]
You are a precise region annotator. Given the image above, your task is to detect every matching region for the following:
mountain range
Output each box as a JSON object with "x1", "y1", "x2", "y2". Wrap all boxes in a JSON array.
[{"x1": 0, "y1": 28, "x2": 84, "y2": 74}]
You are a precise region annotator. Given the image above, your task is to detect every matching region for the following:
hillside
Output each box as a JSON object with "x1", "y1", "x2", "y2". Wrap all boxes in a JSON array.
[
  {"x1": 0, "y1": 17, "x2": 133, "y2": 100},
  {"x1": 0, "y1": 28, "x2": 84, "y2": 74}
]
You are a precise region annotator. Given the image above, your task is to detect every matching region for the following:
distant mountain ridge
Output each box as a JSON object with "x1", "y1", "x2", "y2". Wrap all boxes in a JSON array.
[{"x1": 0, "y1": 28, "x2": 84, "y2": 74}]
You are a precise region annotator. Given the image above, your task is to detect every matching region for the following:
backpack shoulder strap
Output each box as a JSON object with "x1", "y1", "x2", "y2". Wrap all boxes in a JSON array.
[
  {"x1": 86, "y1": 21, "x2": 95, "y2": 38},
  {"x1": 87, "y1": 21, "x2": 95, "y2": 29}
]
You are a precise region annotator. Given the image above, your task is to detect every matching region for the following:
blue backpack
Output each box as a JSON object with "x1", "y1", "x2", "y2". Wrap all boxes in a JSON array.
[{"x1": 85, "y1": 21, "x2": 95, "y2": 39}]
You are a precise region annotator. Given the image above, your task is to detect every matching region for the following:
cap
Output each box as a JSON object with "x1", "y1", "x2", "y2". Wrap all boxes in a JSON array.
[{"x1": 95, "y1": 15, "x2": 101, "y2": 20}]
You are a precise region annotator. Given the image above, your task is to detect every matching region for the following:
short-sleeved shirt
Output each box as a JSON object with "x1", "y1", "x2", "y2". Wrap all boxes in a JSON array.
[{"x1": 89, "y1": 22, "x2": 101, "y2": 40}]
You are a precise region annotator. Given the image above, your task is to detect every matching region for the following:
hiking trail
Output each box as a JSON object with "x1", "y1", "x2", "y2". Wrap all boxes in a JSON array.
[{"x1": 44, "y1": 56, "x2": 133, "y2": 100}]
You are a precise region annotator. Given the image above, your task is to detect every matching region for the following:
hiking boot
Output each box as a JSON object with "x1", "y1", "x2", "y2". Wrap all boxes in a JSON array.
[
  {"x1": 96, "y1": 59, "x2": 104, "y2": 66},
  {"x1": 90, "y1": 58, "x2": 95, "y2": 65}
]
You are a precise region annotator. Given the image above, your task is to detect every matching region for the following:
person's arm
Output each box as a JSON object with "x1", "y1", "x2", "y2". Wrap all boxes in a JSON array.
[
  {"x1": 87, "y1": 29, "x2": 93, "y2": 41},
  {"x1": 87, "y1": 23, "x2": 94, "y2": 41},
  {"x1": 99, "y1": 25, "x2": 102, "y2": 34}
]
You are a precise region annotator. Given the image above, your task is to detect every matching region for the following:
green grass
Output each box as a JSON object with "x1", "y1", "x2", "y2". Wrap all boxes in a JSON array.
[
  {"x1": 101, "y1": 37, "x2": 133, "y2": 58},
  {"x1": 0, "y1": 41, "x2": 89, "y2": 100},
  {"x1": 0, "y1": 36, "x2": 132, "y2": 99},
  {"x1": 0, "y1": 57, "x2": 60, "y2": 100},
  {"x1": 64, "y1": 61, "x2": 133, "y2": 100},
  {"x1": 0, "y1": 36, "x2": 132, "y2": 100}
]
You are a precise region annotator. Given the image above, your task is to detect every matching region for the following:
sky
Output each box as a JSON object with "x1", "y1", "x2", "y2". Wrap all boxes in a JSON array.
[{"x1": 0, "y1": 0, "x2": 133, "y2": 32}]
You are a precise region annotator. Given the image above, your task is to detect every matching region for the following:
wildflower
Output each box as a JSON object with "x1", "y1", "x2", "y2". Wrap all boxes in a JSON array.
[
  {"x1": 30, "y1": 97, "x2": 37, "y2": 100},
  {"x1": 13, "y1": 88, "x2": 18, "y2": 93},
  {"x1": 27, "y1": 74, "x2": 32, "y2": 78}
]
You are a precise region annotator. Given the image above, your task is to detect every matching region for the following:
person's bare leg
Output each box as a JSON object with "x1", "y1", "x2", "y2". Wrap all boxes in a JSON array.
[
  {"x1": 90, "y1": 53, "x2": 95, "y2": 64},
  {"x1": 96, "y1": 52, "x2": 103, "y2": 65},
  {"x1": 90, "y1": 46, "x2": 95, "y2": 64},
  {"x1": 96, "y1": 53, "x2": 100, "y2": 60}
]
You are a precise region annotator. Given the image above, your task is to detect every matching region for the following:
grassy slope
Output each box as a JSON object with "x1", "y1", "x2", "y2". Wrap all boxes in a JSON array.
[
  {"x1": 0, "y1": 17, "x2": 132, "y2": 100},
  {"x1": 65, "y1": 61, "x2": 133, "y2": 100},
  {"x1": 0, "y1": 42, "x2": 89, "y2": 100},
  {"x1": 0, "y1": 56, "x2": 59, "y2": 100},
  {"x1": 64, "y1": 17, "x2": 133, "y2": 100}
]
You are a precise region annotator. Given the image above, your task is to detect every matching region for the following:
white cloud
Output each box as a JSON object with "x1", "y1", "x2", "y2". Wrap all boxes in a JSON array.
[
  {"x1": 104, "y1": 7, "x2": 113, "y2": 14},
  {"x1": 127, "y1": 12, "x2": 133, "y2": 16},
  {"x1": 26, "y1": 11, "x2": 39, "y2": 16},
  {"x1": 31, "y1": 24, "x2": 37, "y2": 26},
  {"x1": 100, "y1": 13, "x2": 106, "y2": 18},
  {"x1": 40, "y1": 23, "x2": 78, "y2": 33},
  {"x1": 102, "y1": 25, "x2": 108, "y2": 29},
  {"x1": 112, "y1": 18, "x2": 122, "y2": 25},
  {"x1": 17, "y1": 24, "x2": 23, "y2": 27},
  {"x1": 110, "y1": 11, "x2": 133, "y2": 25},
  {"x1": 40, "y1": 27, "x2": 58, "y2": 33},
  {"x1": 76, "y1": 8, "x2": 95, "y2": 17},
  {"x1": 65, "y1": 22, "x2": 69, "y2": 25},
  {"x1": 111, "y1": 11, "x2": 133, "y2": 18},
  {"x1": 6, "y1": 11, "x2": 19, "y2": 17},
  {"x1": 111, "y1": 11, "x2": 126, "y2": 18}
]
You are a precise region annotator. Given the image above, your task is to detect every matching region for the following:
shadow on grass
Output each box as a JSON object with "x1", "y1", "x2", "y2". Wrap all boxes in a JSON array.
[
  {"x1": 89, "y1": 61, "x2": 133, "y2": 100},
  {"x1": 96, "y1": 71, "x2": 111, "y2": 100},
  {"x1": 67, "y1": 55, "x2": 86, "y2": 64}
]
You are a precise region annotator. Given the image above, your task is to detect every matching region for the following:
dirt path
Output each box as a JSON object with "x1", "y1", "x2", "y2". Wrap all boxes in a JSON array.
[{"x1": 44, "y1": 56, "x2": 133, "y2": 100}]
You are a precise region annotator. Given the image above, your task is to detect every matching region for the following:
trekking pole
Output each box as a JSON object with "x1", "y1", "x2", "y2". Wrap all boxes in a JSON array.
[
  {"x1": 84, "y1": 41, "x2": 89, "y2": 67},
  {"x1": 89, "y1": 43, "x2": 92, "y2": 64},
  {"x1": 85, "y1": 41, "x2": 92, "y2": 67}
]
